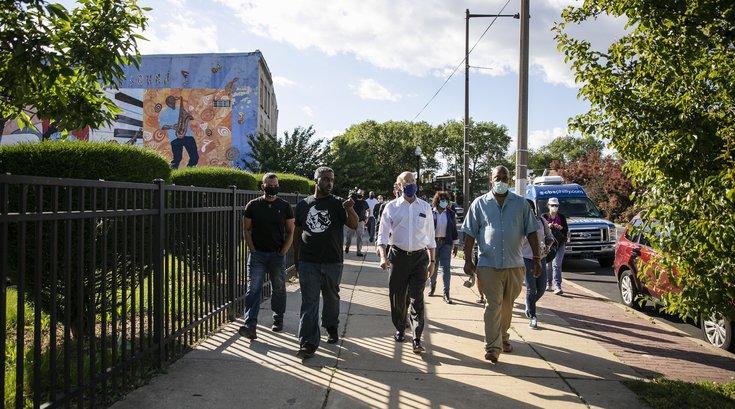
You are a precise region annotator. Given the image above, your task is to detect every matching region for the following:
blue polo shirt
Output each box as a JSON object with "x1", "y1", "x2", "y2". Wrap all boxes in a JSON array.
[{"x1": 461, "y1": 192, "x2": 538, "y2": 269}]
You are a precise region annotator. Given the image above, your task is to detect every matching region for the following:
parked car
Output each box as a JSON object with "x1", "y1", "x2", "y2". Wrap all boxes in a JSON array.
[{"x1": 614, "y1": 212, "x2": 734, "y2": 351}]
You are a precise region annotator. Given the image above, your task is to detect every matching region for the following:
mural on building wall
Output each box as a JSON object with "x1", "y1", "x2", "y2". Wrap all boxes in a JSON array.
[
  {"x1": 114, "y1": 53, "x2": 261, "y2": 169},
  {"x1": 142, "y1": 88, "x2": 233, "y2": 168},
  {"x1": 1, "y1": 53, "x2": 264, "y2": 170}
]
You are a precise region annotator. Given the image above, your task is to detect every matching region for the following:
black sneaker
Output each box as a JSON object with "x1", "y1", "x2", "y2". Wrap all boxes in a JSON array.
[
  {"x1": 443, "y1": 293, "x2": 453, "y2": 304},
  {"x1": 356, "y1": 252, "x2": 364, "y2": 257},
  {"x1": 296, "y1": 344, "x2": 317, "y2": 359},
  {"x1": 327, "y1": 327, "x2": 339, "y2": 344},
  {"x1": 412, "y1": 339, "x2": 425, "y2": 353},
  {"x1": 272, "y1": 320, "x2": 283, "y2": 332},
  {"x1": 394, "y1": 331, "x2": 405, "y2": 342},
  {"x1": 238, "y1": 325, "x2": 257, "y2": 340}
]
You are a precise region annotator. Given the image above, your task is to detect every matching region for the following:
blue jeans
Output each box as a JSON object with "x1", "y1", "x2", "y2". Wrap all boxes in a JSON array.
[
  {"x1": 524, "y1": 257, "x2": 547, "y2": 318},
  {"x1": 429, "y1": 241, "x2": 453, "y2": 293},
  {"x1": 244, "y1": 251, "x2": 286, "y2": 328},
  {"x1": 298, "y1": 261, "x2": 343, "y2": 348},
  {"x1": 170, "y1": 137, "x2": 199, "y2": 169},
  {"x1": 547, "y1": 242, "x2": 566, "y2": 289}
]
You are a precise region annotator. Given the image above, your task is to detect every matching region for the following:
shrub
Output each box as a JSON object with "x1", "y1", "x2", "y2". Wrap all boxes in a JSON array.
[
  {"x1": 0, "y1": 141, "x2": 171, "y2": 182},
  {"x1": 171, "y1": 166, "x2": 257, "y2": 190},
  {"x1": 1, "y1": 141, "x2": 171, "y2": 338},
  {"x1": 254, "y1": 172, "x2": 312, "y2": 194}
]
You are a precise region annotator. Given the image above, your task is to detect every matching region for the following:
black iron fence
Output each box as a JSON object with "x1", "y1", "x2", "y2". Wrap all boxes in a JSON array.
[{"x1": 0, "y1": 174, "x2": 301, "y2": 408}]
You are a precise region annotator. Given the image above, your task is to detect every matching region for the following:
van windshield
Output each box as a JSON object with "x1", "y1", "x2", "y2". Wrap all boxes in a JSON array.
[{"x1": 538, "y1": 197, "x2": 603, "y2": 218}]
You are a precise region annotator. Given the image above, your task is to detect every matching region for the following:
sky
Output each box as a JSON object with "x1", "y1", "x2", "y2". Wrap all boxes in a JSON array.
[{"x1": 78, "y1": 0, "x2": 623, "y2": 152}]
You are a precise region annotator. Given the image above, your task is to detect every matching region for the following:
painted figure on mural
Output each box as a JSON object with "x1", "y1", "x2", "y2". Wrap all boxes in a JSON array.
[{"x1": 160, "y1": 95, "x2": 199, "y2": 169}]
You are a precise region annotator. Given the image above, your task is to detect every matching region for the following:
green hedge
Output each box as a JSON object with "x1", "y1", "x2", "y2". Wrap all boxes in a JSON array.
[
  {"x1": 171, "y1": 166, "x2": 258, "y2": 190},
  {"x1": 0, "y1": 141, "x2": 171, "y2": 182},
  {"x1": 254, "y1": 172, "x2": 313, "y2": 194}
]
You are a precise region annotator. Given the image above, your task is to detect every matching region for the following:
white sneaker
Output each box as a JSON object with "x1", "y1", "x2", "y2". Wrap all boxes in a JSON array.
[
  {"x1": 529, "y1": 317, "x2": 538, "y2": 329},
  {"x1": 554, "y1": 287, "x2": 563, "y2": 295},
  {"x1": 546, "y1": 285, "x2": 552, "y2": 292}
]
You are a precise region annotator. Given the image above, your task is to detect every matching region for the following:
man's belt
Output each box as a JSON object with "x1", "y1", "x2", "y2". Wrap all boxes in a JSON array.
[{"x1": 391, "y1": 247, "x2": 427, "y2": 256}]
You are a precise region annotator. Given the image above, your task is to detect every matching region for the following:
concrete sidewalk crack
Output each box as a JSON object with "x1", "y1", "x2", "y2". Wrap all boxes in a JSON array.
[{"x1": 514, "y1": 327, "x2": 592, "y2": 408}]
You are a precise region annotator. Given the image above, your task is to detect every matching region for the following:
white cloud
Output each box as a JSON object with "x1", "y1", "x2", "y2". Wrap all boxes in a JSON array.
[
  {"x1": 211, "y1": 0, "x2": 623, "y2": 88},
  {"x1": 273, "y1": 76, "x2": 296, "y2": 87},
  {"x1": 528, "y1": 127, "x2": 567, "y2": 149},
  {"x1": 301, "y1": 106, "x2": 314, "y2": 117},
  {"x1": 137, "y1": 11, "x2": 219, "y2": 54},
  {"x1": 354, "y1": 79, "x2": 401, "y2": 102}
]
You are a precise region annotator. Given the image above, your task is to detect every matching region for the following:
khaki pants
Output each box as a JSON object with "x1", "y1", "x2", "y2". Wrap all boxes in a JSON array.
[{"x1": 476, "y1": 266, "x2": 525, "y2": 352}]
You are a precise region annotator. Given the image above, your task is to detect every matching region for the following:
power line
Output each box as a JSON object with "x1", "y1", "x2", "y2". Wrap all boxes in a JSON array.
[{"x1": 412, "y1": 0, "x2": 514, "y2": 122}]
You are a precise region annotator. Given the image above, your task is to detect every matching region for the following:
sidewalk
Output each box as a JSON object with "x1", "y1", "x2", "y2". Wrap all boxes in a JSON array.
[{"x1": 111, "y1": 252, "x2": 734, "y2": 409}]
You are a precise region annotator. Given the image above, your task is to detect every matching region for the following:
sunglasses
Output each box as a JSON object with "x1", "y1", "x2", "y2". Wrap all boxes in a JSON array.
[{"x1": 549, "y1": 204, "x2": 559, "y2": 207}]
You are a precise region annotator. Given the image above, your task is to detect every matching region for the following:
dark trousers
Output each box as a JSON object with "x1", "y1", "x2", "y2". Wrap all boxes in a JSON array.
[
  {"x1": 367, "y1": 216, "x2": 376, "y2": 241},
  {"x1": 388, "y1": 248, "x2": 428, "y2": 341},
  {"x1": 170, "y1": 137, "x2": 199, "y2": 169}
]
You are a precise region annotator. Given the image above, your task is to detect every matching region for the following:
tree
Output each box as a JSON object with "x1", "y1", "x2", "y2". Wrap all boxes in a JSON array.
[
  {"x1": 242, "y1": 126, "x2": 330, "y2": 179},
  {"x1": 330, "y1": 120, "x2": 437, "y2": 197},
  {"x1": 555, "y1": 1, "x2": 735, "y2": 317},
  {"x1": 437, "y1": 119, "x2": 512, "y2": 201},
  {"x1": 552, "y1": 150, "x2": 636, "y2": 223},
  {"x1": 0, "y1": 0, "x2": 149, "y2": 136}
]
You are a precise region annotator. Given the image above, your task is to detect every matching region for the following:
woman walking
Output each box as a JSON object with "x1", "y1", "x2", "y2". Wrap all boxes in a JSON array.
[
  {"x1": 543, "y1": 197, "x2": 568, "y2": 295},
  {"x1": 429, "y1": 191, "x2": 459, "y2": 303}
]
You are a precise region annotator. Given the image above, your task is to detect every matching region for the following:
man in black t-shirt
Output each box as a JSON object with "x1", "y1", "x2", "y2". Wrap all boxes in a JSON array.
[
  {"x1": 293, "y1": 166, "x2": 358, "y2": 359},
  {"x1": 238, "y1": 173, "x2": 295, "y2": 341}
]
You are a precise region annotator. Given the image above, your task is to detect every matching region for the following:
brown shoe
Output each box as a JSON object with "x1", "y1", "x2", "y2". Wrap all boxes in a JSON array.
[
  {"x1": 502, "y1": 341, "x2": 513, "y2": 353},
  {"x1": 484, "y1": 350, "x2": 499, "y2": 363}
]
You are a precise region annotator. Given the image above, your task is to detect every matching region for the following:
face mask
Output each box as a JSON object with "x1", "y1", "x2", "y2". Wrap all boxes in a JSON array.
[
  {"x1": 439, "y1": 200, "x2": 448, "y2": 208},
  {"x1": 357, "y1": 195, "x2": 363, "y2": 200},
  {"x1": 402, "y1": 183, "x2": 418, "y2": 197},
  {"x1": 264, "y1": 186, "x2": 279, "y2": 196},
  {"x1": 493, "y1": 181, "x2": 509, "y2": 195}
]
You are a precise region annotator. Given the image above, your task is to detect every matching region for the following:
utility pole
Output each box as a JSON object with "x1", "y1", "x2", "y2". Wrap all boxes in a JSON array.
[
  {"x1": 463, "y1": 9, "x2": 519, "y2": 211},
  {"x1": 515, "y1": 0, "x2": 530, "y2": 195}
]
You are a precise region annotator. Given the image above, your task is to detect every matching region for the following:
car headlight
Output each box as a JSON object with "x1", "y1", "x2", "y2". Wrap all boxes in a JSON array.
[{"x1": 610, "y1": 225, "x2": 617, "y2": 241}]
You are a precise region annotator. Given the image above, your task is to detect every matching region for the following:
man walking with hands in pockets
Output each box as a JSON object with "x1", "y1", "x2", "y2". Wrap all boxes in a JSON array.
[
  {"x1": 377, "y1": 171, "x2": 436, "y2": 353},
  {"x1": 462, "y1": 166, "x2": 541, "y2": 364}
]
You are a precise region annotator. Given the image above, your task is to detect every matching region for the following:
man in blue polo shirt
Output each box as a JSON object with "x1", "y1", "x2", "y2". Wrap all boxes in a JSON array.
[{"x1": 462, "y1": 166, "x2": 541, "y2": 364}]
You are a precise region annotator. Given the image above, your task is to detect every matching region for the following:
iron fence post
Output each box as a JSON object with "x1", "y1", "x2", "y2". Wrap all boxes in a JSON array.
[
  {"x1": 228, "y1": 185, "x2": 237, "y2": 320},
  {"x1": 153, "y1": 179, "x2": 165, "y2": 368}
]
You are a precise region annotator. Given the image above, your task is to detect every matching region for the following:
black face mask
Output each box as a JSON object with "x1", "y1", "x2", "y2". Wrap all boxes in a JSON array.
[
  {"x1": 357, "y1": 195, "x2": 363, "y2": 200},
  {"x1": 264, "y1": 186, "x2": 279, "y2": 196}
]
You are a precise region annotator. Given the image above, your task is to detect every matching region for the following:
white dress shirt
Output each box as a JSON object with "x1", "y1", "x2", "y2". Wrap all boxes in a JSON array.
[
  {"x1": 435, "y1": 210, "x2": 448, "y2": 238},
  {"x1": 377, "y1": 196, "x2": 436, "y2": 251}
]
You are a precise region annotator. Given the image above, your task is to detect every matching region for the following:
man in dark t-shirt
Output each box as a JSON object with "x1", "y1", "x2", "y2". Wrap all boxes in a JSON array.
[
  {"x1": 238, "y1": 173, "x2": 295, "y2": 341},
  {"x1": 293, "y1": 166, "x2": 358, "y2": 359},
  {"x1": 345, "y1": 188, "x2": 369, "y2": 256}
]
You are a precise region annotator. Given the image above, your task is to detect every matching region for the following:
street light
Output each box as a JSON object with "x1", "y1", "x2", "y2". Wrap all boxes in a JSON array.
[
  {"x1": 464, "y1": 9, "x2": 520, "y2": 211},
  {"x1": 415, "y1": 146, "x2": 422, "y2": 194}
]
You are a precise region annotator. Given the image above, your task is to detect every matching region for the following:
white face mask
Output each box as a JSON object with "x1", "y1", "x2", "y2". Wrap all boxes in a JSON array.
[{"x1": 493, "y1": 181, "x2": 509, "y2": 195}]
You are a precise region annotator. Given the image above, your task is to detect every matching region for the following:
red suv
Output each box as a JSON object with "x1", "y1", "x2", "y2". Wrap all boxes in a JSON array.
[{"x1": 614, "y1": 212, "x2": 734, "y2": 351}]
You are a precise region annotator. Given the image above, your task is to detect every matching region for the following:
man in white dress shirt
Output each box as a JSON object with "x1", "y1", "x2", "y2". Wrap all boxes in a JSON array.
[{"x1": 377, "y1": 171, "x2": 436, "y2": 353}]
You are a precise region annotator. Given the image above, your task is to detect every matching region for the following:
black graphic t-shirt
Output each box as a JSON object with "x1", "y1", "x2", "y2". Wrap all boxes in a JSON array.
[
  {"x1": 243, "y1": 196, "x2": 294, "y2": 252},
  {"x1": 295, "y1": 194, "x2": 348, "y2": 263}
]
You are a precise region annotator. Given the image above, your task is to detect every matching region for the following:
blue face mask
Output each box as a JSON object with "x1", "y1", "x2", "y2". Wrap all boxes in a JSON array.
[
  {"x1": 402, "y1": 183, "x2": 418, "y2": 198},
  {"x1": 439, "y1": 200, "x2": 448, "y2": 208}
]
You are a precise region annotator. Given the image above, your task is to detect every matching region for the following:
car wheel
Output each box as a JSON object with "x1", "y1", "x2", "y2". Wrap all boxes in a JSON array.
[
  {"x1": 701, "y1": 312, "x2": 734, "y2": 351},
  {"x1": 598, "y1": 256, "x2": 614, "y2": 268},
  {"x1": 619, "y1": 270, "x2": 642, "y2": 310}
]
